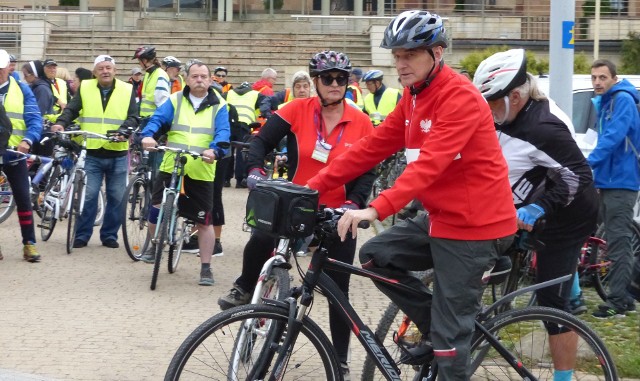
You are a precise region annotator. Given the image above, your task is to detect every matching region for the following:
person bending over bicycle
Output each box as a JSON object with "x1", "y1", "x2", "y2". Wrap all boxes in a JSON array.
[
  {"x1": 217, "y1": 50, "x2": 375, "y2": 378},
  {"x1": 52, "y1": 55, "x2": 139, "y2": 250},
  {"x1": 0, "y1": 49, "x2": 43, "y2": 262},
  {"x1": 473, "y1": 49, "x2": 599, "y2": 381},
  {"x1": 306, "y1": 11, "x2": 516, "y2": 380},
  {"x1": 139, "y1": 62, "x2": 230, "y2": 286}
]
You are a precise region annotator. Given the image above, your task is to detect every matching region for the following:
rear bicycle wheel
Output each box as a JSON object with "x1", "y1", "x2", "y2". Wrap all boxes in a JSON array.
[
  {"x1": 361, "y1": 270, "x2": 433, "y2": 381},
  {"x1": 94, "y1": 187, "x2": 105, "y2": 226},
  {"x1": 168, "y1": 218, "x2": 191, "y2": 274},
  {"x1": 469, "y1": 306, "x2": 617, "y2": 380},
  {"x1": 151, "y1": 193, "x2": 175, "y2": 290},
  {"x1": 0, "y1": 170, "x2": 16, "y2": 224},
  {"x1": 590, "y1": 222, "x2": 640, "y2": 301},
  {"x1": 165, "y1": 303, "x2": 341, "y2": 381},
  {"x1": 66, "y1": 171, "x2": 84, "y2": 254},
  {"x1": 122, "y1": 175, "x2": 151, "y2": 261},
  {"x1": 40, "y1": 177, "x2": 62, "y2": 241}
]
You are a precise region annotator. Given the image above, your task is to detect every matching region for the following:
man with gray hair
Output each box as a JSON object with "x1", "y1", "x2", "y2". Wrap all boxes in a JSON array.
[
  {"x1": 52, "y1": 55, "x2": 139, "y2": 249},
  {"x1": 252, "y1": 67, "x2": 277, "y2": 96}
]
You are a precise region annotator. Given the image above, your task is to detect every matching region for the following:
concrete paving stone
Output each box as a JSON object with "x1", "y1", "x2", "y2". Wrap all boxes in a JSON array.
[{"x1": 0, "y1": 185, "x2": 386, "y2": 380}]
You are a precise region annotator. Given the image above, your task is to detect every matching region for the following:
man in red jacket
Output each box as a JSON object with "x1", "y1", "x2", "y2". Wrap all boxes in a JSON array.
[{"x1": 307, "y1": 10, "x2": 516, "y2": 380}]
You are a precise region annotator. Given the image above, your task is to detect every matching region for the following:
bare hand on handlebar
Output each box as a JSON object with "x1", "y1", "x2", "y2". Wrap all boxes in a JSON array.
[
  {"x1": 337, "y1": 207, "x2": 378, "y2": 241},
  {"x1": 141, "y1": 137, "x2": 158, "y2": 151}
]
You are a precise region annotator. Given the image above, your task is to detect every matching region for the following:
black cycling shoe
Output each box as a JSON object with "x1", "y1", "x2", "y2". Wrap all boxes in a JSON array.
[{"x1": 398, "y1": 339, "x2": 434, "y2": 366}]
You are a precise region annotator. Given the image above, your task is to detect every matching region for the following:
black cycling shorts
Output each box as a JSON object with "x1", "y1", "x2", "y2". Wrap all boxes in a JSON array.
[{"x1": 152, "y1": 171, "x2": 213, "y2": 225}]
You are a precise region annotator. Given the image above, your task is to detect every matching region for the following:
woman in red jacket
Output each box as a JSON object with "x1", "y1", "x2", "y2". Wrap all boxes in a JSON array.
[{"x1": 307, "y1": 11, "x2": 516, "y2": 380}]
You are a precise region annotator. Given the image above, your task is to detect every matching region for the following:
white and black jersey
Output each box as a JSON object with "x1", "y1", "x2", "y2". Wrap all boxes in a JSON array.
[{"x1": 498, "y1": 99, "x2": 598, "y2": 241}]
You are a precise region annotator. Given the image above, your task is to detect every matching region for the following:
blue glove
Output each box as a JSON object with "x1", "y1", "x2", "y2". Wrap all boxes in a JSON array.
[
  {"x1": 516, "y1": 203, "x2": 545, "y2": 227},
  {"x1": 246, "y1": 167, "x2": 267, "y2": 190},
  {"x1": 339, "y1": 201, "x2": 359, "y2": 210}
]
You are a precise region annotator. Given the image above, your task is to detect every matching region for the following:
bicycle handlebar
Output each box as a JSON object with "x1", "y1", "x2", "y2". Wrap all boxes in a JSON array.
[{"x1": 4, "y1": 149, "x2": 54, "y2": 164}]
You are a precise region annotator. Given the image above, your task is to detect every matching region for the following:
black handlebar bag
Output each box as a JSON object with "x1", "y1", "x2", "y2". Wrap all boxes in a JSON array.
[{"x1": 245, "y1": 180, "x2": 319, "y2": 238}]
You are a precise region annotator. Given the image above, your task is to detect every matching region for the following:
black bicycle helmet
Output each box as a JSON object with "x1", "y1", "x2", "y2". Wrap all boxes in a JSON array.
[
  {"x1": 309, "y1": 50, "x2": 352, "y2": 77},
  {"x1": 132, "y1": 45, "x2": 157, "y2": 60},
  {"x1": 381, "y1": 10, "x2": 448, "y2": 50}
]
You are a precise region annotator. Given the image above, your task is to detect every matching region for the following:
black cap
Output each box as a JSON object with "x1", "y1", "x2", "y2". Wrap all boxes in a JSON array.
[{"x1": 43, "y1": 59, "x2": 58, "y2": 66}]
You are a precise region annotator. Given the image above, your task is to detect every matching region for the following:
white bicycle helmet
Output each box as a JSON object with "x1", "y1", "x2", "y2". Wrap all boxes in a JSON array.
[
  {"x1": 473, "y1": 49, "x2": 528, "y2": 101},
  {"x1": 162, "y1": 56, "x2": 182, "y2": 68}
]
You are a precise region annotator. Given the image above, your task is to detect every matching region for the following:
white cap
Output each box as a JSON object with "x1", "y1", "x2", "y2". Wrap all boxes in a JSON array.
[
  {"x1": 0, "y1": 50, "x2": 9, "y2": 69},
  {"x1": 94, "y1": 55, "x2": 115, "y2": 68}
]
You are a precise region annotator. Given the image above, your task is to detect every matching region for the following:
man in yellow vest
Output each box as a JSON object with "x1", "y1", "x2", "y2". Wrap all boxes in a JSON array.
[
  {"x1": 162, "y1": 56, "x2": 185, "y2": 94},
  {"x1": 363, "y1": 69, "x2": 402, "y2": 126},
  {"x1": 0, "y1": 49, "x2": 43, "y2": 262},
  {"x1": 346, "y1": 67, "x2": 364, "y2": 109},
  {"x1": 139, "y1": 62, "x2": 230, "y2": 286},
  {"x1": 43, "y1": 59, "x2": 68, "y2": 113},
  {"x1": 225, "y1": 81, "x2": 271, "y2": 188},
  {"x1": 52, "y1": 55, "x2": 139, "y2": 249}
]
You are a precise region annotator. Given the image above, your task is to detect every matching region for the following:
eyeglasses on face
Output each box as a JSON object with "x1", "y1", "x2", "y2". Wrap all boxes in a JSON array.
[{"x1": 319, "y1": 73, "x2": 348, "y2": 86}]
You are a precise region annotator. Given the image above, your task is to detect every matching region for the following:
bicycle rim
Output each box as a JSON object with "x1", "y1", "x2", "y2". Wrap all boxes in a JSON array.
[
  {"x1": 151, "y1": 193, "x2": 174, "y2": 290},
  {"x1": 66, "y1": 172, "x2": 84, "y2": 254},
  {"x1": 0, "y1": 172, "x2": 15, "y2": 223},
  {"x1": 94, "y1": 187, "x2": 105, "y2": 226},
  {"x1": 40, "y1": 178, "x2": 61, "y2": 241},
  {"x1": 169, "y1": 218, "x2": 188, "y2": 274},
  {"x1": 165, "y1": 303, "x2": 340, "y2": 381},
  {"x1": 469, "y1": 306, "x2": 618, "y2": 380},
  {"x1": 122, "y1": 176, "x2": 149, "y2": 261}
]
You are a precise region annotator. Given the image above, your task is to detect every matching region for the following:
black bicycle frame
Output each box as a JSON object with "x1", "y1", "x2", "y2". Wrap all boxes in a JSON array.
[{"x1": 276, "y1": 231, "x2": 573, "y2": 381}]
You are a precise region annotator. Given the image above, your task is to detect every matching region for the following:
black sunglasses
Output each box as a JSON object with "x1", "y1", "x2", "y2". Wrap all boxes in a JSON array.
[
  {"x1": 215, "y1": 73, "x2": 226, "y2": 77},
  {"x1": 319, "y1": 74, "x2": 349, "y2": 86}
]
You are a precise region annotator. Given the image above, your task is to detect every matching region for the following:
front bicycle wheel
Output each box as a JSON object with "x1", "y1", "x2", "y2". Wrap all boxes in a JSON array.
[
  {"x1": 469, "y1": 306, "x2": 618, "y2": 380},
  {"x1": 40, "y1": 176, "x2": 62, "y2": 241},
  {"x1": 361, "y1": 270, "x2": 433, "y2": 381},
  {"x1": 122, "y1": 175, "x2": 150, "y2": 261},
  {"x1": 165, "y1": 303, "x2": 341, "y2": 381},
  {"x1": 0, "y1": 170, "x2": 16, "y2": 224},
  {"x1": 151, "y1": 193, "x2": 175, "y2": 290},
  {"x1": 67, "y1": 170, "x2": 84, "y2": 254},
  {"x1": 589, "y1": 222, "x2": 640, "y2": 301}
]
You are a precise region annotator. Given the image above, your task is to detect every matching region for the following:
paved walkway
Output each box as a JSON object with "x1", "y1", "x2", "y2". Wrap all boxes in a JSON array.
[{"x1": 0, "y1": 184, "x2": 388, "y2": 380}]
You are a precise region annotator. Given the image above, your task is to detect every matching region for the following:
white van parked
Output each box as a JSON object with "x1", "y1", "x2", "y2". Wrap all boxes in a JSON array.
[{"x1": 534, "y1": 74, "x2": 640, "y2": 158}]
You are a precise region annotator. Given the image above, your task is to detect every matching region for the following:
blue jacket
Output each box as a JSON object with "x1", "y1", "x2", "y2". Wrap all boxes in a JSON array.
[{"x1": 587, "y1": 79, "x2": 640, "y2": 191}]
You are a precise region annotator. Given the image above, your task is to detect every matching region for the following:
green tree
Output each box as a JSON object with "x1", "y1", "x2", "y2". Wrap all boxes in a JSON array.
[{"x1": 621, "y1": 31, "x2": 640, "y2": 74}]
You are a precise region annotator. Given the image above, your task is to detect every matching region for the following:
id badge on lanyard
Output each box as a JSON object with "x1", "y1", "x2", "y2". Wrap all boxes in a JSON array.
[{"x1": 312, "y1": 140, "x2": 331, "y2": 163}]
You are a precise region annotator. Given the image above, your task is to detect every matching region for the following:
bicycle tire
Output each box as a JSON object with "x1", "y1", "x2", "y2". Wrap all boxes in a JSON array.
[
  {"x1": 590, "y1": 222, "x2": 640, "y2": 301},
  {"x1": 469, "y1": 306, "x2": 618, "y2": 380},
  {"x1": 168, "y1": 218, "x2": 190, "y2": 274},
  {"x1": 94, "y1": 187, "x2": 105, "y2": 226},
  {"x1": 40, "y1": 176, "x2": 62, "y2": 241},
  {"x1": 361, "y1": 270, "x2": 433, "y2": 381},
  {"x1": 66, "y1": 170, "x2": 84, "y2": 254},
  {"x1": 122, "y1": 175, "x2": 150, "y2": 261},
  {"x1": 165, "y1": 303, "x2": 341, "y2": 381},
  {"x1": 33, "y1": 165, "x2": 60, "y2": 219},
  {"x1": 151, "y1": 193, "x2": 175, "y2": 290},
  {"x1": 0, "y1": 171, "x2": 16, "y2": 224}
]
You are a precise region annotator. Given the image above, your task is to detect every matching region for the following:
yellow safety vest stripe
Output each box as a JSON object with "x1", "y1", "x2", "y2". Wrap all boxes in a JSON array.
[
  {"x1": 226, "y1": 90, "x2": 259, "y2": 125},
  {"x1": 5, "y1": 77, "x2": 27, "y2": 147},
  {"x1": 140, "y1": 68, "x2": 170, "y2": 117},
  {"x1": 78, "y1": 79, "x2": 132, "y2": 151},
  {"x1": 160, "y1": 91, "x2": 224, "y2": 181}
]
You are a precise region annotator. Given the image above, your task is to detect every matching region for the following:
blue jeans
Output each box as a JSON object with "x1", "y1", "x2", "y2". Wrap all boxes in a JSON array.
[{"x1": 75, "y1": 155, "x2": 127, "y2": 244}]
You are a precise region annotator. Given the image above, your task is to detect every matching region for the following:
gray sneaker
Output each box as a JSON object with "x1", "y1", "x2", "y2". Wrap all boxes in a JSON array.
[
  {"x1": 218, "y1": 284, "x2": 251, "y2": 310},
  {"x1": 199, "y1": 268, "x2": 214, "y2": 286},
  {"x1": 213, "y1": 240, "x2": 224, "y2": 257},
  {"x1": 140, "y1": 244, "x2": 157, "y2": 263}
]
